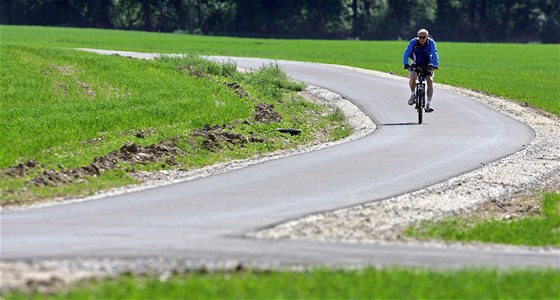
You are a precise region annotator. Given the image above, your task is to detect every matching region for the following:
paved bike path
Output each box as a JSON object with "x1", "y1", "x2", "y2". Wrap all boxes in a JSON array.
[{"x1": 2, "y1": 51, "x2": 556, "y2": 268}]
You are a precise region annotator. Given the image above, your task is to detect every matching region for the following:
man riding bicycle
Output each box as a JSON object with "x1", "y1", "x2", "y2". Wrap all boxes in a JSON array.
[{"x1": 403, "y1": 29, "x2": 439, "y2": 112}]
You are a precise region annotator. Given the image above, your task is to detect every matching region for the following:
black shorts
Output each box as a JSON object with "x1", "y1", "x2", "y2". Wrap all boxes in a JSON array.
[{"x1": 409, "y1": 69, "x2": 434, "y2": 79}]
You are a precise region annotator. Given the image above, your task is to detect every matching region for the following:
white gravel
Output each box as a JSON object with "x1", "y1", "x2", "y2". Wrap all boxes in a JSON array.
[{"x1": 2, "y1": 64, "x2": 559, "y2": 293}]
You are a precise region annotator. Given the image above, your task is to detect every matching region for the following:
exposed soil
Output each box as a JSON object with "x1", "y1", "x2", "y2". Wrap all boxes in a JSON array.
[
  {"x1": 4, "y1": 160, "x2": 39, "y2": 177},
  {"x1": 254, "y1": 103, "x2": 282, "y2": 123},
  {"x1": 225, "y1": 82, "x2": 250, "y2": 98},
  {"x1": 467, "y1": 192, "x2": 543, "y2": 221},
  {"x1": 51, "y1": 64, "x2": 96, "y2": 98},
  {"x1": 178, "y1": 65, "x2": 209, "y2": 79},
  {"x1": 1, "y1": 140, "x2": 183, "y2": 190},
  {"x1": 184, "y1": 102, "x2": 283, "y2": 152},
  {"x1": 2, "y1": 102, "x2": 280, "y2": 190},
  {"x1": 178, "y1": 65, "x2": 250, "y2": 98},
  {"x1": 29, "y1": 140, "x2": 184, "y2": 187},
  {"x1": 194, "y1": 124, "x2": 249, "y2": 152}
]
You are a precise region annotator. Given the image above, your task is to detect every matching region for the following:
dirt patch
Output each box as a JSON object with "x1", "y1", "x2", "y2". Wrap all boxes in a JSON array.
[
  {"x1": 254, "y1": 103, "x2": 282, "y2": 123},
  {"x1": 191, "y1": 104, "x2": 279, "y2": 153},
  {"x1": 53, "y1": 81, "x2": 70, "y2": 97},
  {"x1": 50, "y1": 64, "x2": 96, "y2": 99},
  {"x1": 76, "y1": 80, "x2": 96, "y2": 98},
  {"x1": 467, "y1": 194, "x2": 543, "y2": 222},
  {"x1": 52, "y1": 64, "x2": 77, "y2": 76},
  {"x1": 194, "y1": 124, "x2": 264, "y2": 152},
  {"x1": 465, "y1": 174, "x2": 560, "y2": 223},
  {"x1": 134, "y1": 128, "x2": 156, "y2": 139},
  {"x1": 4, "y1": 160, "x2": 39, "y2": 178},
  {"x1": 225, "y1": 82, "x2": 249, "y2": 98},
  {"x1": 178, "y1": 65, "x2": 249, "y2": 99},
  {"x1": 178, "y1": 65, "x2": 209, "y2": 79},
  {"x1": 3, "y1": 119, "x2": 271, "y2": 190},
  {"x1": 31, "y1": 140, "x2": 183, "y2": 187}
]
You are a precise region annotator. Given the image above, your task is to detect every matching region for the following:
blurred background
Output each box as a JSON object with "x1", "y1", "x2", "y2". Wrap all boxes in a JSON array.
[{"x1": 1, "y1": 0, "x2": 558, "y2": 43}]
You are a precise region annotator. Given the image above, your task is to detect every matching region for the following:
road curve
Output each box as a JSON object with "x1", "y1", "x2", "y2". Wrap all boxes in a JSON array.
[{"x1": 2, "y1": 50, "x2": 557, "y2": 269}]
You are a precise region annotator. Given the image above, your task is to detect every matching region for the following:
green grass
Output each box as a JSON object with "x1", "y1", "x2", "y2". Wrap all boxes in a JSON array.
[
  {"x1": 2, "y1": 25, "x2": 559, "y2": 116},
  {"x1": 1, "y1": 46, "x2": 246, "y2": 164},
  {"x1": 405, "y1": 193, "x2": 560, "y2": 246},
  {"x1": 0, "y1": 43, "x2": 349, "y2": 204},
  {"x1": 5, "y1": 268, "x2": 559, "y2": 299}
]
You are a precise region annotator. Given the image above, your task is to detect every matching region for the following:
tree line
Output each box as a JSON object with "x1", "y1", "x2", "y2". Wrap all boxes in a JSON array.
[{"x1": 1, "y1": 0, "x2": 559, "y2": 43}]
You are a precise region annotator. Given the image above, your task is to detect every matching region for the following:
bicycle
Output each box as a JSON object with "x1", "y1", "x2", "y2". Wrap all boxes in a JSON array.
[{"x1": 410, "y1": 64, "x2": 434, "y2": 124}]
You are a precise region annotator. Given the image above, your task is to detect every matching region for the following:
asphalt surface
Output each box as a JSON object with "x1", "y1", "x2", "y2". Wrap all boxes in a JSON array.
[{"x1": 2, "y1": 50, "x2": 557, "y2": 268}]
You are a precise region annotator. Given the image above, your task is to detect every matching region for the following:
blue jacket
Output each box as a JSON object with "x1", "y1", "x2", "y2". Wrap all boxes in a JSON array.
[{"x1": 403, "y1": 37, "x2": 439, "y2": 68}]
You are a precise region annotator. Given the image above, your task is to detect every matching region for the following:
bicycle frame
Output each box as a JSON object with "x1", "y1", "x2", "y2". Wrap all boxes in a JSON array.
[{"x1": 411, "y1": 65, "x2": 430, "y2": 124}]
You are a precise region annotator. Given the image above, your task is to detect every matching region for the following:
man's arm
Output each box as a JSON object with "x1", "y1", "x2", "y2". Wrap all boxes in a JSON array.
[
  {"x1": 429, "y1": 39, "x2": 439, "y2": 68},
  {"x1": 403, "y1": 38, "x2": 416, "y2": 69}
]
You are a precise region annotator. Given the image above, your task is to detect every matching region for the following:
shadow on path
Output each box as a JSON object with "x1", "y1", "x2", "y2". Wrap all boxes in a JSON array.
[{"x1": 380, "y1": 122, "x2": 419, "y2": 126}]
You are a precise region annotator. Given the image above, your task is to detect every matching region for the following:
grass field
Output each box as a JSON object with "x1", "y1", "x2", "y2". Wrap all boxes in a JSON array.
[
  {"x1": 2, "y1": 25, "x2": 559, "y2": 116},
  {"x1": 1, "y1": 25, "x2": 559, "y2": 298}
]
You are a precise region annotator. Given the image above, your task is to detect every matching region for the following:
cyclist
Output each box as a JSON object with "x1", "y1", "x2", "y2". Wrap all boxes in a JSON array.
[{"x1": 403, "y1": 29, "x2": 439, "y2": 112}]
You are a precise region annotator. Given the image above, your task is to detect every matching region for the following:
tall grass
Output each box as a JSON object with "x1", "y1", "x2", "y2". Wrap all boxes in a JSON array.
[
  {"x1": 2, "y1": 25, "x2": 559, "y2": 115},
  {"x1": 1, "y1": 43, "x2": 347, "y2": 204},
  {"x1": 0, "y1": 45, "x2": 250, "y2": 167}
]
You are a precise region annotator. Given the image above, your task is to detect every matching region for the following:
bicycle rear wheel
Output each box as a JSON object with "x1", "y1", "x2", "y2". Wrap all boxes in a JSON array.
[{"x1": 417, "y1": 94, "x2": 423, "y2": 124}]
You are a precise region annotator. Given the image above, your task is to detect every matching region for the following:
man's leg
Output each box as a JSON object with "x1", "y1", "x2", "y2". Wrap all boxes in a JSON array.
[
  {"x1": 408, "y1": 71, "x2": 417, "y2": 105},
  {"x1": 426, "y1": 75, "x2": 434, "y2": 112},
  {"x1": 409, "y1": 71, "x2": 417, "y2": 93},
  {"x1": 426, "y1": 75, "x2": 434, "y2": 101}
]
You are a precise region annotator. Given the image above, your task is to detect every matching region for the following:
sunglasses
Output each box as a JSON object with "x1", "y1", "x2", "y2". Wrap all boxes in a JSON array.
[{"x1": 418, "y1": 36, "x2": 427, "y2": 39}]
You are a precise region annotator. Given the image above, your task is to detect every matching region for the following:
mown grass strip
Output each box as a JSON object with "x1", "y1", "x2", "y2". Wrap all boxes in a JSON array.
[
  {"x1": 5, "y1": 268, "x2": 559, "y2": 299},
  {"x1": 405, "y1": 193, "x2": 560, "y2": 246},
  {"x1": 2, "y1": 25, "x2": 559, "y2": 116}
]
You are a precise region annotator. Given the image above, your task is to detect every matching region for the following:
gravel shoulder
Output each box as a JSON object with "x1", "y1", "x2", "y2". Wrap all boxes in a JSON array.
[{"x1": 2, "y1": 65, "x2": 559, "y2": 293}]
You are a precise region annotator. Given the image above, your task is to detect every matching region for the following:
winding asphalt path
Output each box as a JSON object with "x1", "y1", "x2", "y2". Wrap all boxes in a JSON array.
[{"x1": 1, "y1": 50, "x2": 558, "y2": 269}]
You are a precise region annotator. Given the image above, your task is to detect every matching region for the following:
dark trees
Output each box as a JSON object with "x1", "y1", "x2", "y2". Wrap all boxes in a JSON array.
[{"x1": 1, "y1": 0, "x2": 558, "y2": 42}]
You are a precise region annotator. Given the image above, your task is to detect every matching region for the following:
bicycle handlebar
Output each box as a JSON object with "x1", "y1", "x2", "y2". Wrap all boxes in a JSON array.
[
  {"x1": 409, "y1": 64, "x2": 436, "y2": 78},
  {"x1": 410, "y1": 64, "x2": 437, "y2": 71}
]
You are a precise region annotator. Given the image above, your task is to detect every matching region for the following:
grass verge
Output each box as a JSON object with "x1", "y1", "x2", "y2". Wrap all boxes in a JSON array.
[
  {"x1": 0, "y1": 44, "x2": 350, "y2": 205},
  {"x1": 405, "y1": 193, "x2": 560, "y2": 246},
  {"x1": 4, "y1": 268, "x2": 559, "y2": 299}
]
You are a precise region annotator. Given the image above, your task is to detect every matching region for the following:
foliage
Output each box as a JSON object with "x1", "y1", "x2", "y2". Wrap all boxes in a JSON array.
[
  {"x1": 1, "y1": 0, "x2": 558, "y2": 42},
  {"x1": 405, "y1": 193, "x2": 560, "y2": 246}
]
